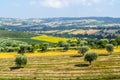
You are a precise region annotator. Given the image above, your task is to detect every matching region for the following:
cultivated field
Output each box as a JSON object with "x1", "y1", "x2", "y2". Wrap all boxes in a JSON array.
[
  {"x1": 0, "y1": 47, "x2": 120, "y2": 79},
  {"x1": 32, "y1": 35, "x2": 76, "y2": 43}
]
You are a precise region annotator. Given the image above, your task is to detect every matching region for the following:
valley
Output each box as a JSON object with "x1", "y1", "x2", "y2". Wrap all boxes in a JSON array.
[{"x1": 0, "y1": 17, "x2": 120, "y2": 80}]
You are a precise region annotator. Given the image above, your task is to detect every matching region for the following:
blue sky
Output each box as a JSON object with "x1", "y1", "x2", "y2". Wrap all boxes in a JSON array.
[{"x1": 0, "y1": 0, "x2": 120, "y2": 18}]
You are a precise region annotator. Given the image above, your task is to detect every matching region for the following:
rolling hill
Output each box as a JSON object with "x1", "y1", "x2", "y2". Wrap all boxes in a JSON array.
[{"x1": 0, "y1": 17, "x2": 120, "y2": 39}]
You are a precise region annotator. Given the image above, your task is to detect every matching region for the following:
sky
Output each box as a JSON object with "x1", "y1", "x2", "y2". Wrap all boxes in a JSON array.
[{"x1": 0, "y1": 0, "x2": 120, "y2": 18}]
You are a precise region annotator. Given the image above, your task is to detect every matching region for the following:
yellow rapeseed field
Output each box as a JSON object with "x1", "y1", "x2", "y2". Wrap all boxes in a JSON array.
[
  {"x1": 0, "y1": 50, "x2": 78, "y2": 58},
  {"x1": 0, "y1": 46, "x2": 120, "y2": 58},
  {"x1": 32, "y1": 35, "x2": 76, "y2": 43}
]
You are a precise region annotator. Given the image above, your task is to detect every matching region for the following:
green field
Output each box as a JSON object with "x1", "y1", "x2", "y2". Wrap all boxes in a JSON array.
[
  {"x1": 32, "y1": 35, "x2": 76, "y2": 43},
  {"x1": 0, "y1": 52, "x2": 120, "y2": 79},
  {"x1": 0, "y1": 30, "x2": 51, "y2": 44},
  {"x1": 0, "y1": 30, "x2": 38, "y2": 38}
]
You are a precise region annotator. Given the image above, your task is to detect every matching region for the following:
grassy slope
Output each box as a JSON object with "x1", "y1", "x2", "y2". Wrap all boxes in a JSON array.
[
  {"x1": 0, "y1": 48, "x2": 120, "y2": 79},
  {"x1": 0, "y1": 30, "x2": 37, "y2": 38},
  {"x1": 0, "y1": 30, "x2": 51, "y2": 44}
]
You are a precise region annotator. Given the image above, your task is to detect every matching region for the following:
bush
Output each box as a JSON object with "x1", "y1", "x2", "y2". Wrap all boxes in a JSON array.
[
  {"x1": 78, "y1": 46, "x2": 89, "y2": 56},
  {"x1": 15, "y1": 55, "x2": 27, "y2": 68},
  {"x1": 84, "y1": 52, "x2": 98, "y2": 65},
  {"x1": 106, "y1": 44, "x2": 114, "y2": 55}
]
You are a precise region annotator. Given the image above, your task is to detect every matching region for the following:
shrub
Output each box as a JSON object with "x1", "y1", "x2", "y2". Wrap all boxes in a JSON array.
[
  {"x1": 78, "y1": 46, "x2": 89, "y2": 56},
  {"x1": 15, "y1": 55, "x2": 27, "y2": 68},
  {"x1": 106, "y1": 44, "x2": 114, "y2": 55},
  {"x1": 84, "y1": 52, "x2": 98, "y2": 65}
]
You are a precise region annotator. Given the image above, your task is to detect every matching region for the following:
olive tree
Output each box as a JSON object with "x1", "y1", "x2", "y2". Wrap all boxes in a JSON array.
[
  {"x1": 84, "y1": 52, "x2": 98, "y2": 65},
  {"x1": 15, "y1": 55, "x2": 27, "y2": 68},
  {"x1": 98, "y1": 39, "x2": 109, "y2": 48},
  {"x1": 18, "y1": 45, "x2": 27, "y2": 55},
  {"x1": 63, "y1": 42, "x2": 70, "y2": 51},
  {"x1": 106, "y1": 44, "x2": 114, "y2": 55},
  {"x1": 78, "y1": 46, "x2": 89, "y2": 56}
]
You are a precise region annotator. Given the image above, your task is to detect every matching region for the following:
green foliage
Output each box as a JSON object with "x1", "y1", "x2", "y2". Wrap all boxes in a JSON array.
[
  {"x1": 27, "y1": 46, "x2": 34, "y2": 53},
  {"x1": 15, "y1": 55, "x2": 27, "y2": 67},
  {"x1": 109, "y1": 39, "x2": 118, "y2": 46},
  {"x1": 0, "y1": 39, "x2": 27, "y2": 47},
  {"x1": 18, "y1": 45, "x2": 33, "y2": 54},
  {"x1": 78, "y1": 46, "x2": 89, "y2": 56},
  {"x1": 58, "y1": 41, "x2": 64, "y2": 47},
  {"x1": 18, "y1": 45, "x2": 27, "y2": 55},
  {"x1": 63, "y1": 42, "x2": 70, "y2": 51},
  {"x1": 70, "y1": 42, "x2": 77, "y2": 47},
  {"x1": 116, "y1": 35, "x2": 120, "y2": 45},
  {"x1": 0, "y1": 39, "x2": 28, "y2": 52},
  {"x1": 0, "y1": 30, "x2": 37, "y2": 38},
  {"x1": 106, "y1": 44, "x2": 114, "y2": 55},
  {"x1": 5, "y1": 47, "x2": 19, "y2": 52},
  {"x1": 40, "y1": 44, "x2": 48, "y2": 52},
  {"x1": 0, "y1": 47, "x2": 4, "y2": 52},
  {"x1": 98, "y1": 39, "x2": 109, "y2": 48},
  {"x1": 84, "y1": 52, "x2": 98, "y2": 65}
]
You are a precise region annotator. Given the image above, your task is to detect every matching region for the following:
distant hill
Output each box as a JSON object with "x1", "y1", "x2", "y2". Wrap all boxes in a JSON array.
[
  {"x1": 0, "y1": 17, "x2": 120, "y2": 32},
  {"x1": 0, "y1": 17, "x2": 120, "y2": 39}
]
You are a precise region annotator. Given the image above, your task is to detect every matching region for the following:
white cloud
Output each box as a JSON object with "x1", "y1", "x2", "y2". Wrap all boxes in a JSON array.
[
  {"x1": 29, "y1": 0, "x2": 114, "y2": 8},
  {"x1": 42, "y1": 0, "x2": 69, "y2": 8}
]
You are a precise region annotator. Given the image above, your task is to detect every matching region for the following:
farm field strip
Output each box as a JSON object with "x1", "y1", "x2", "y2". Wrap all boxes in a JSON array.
[
  {"x1": 0, "y1": 47, "x2": 120, "y2": 58},
  {"x1": 32, "y1": 35, "x2": 76, "y2": 43},
  {"x1": 0, "y1": 46, "x2": 120, "y2": 79},
  {"x1": 0, "y1": 52, "x2": 120, "y2": 79}
]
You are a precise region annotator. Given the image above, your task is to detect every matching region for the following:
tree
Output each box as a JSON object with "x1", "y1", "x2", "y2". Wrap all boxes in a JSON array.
[
  {"x1": 58, "y1": 41, "x2": 64, "y2": 47},
  {"x1": 109, "y1": 39, "x2": 117, "y2": 46},
  {"x1": 41, "y1": 45, "x2": 48, "y2": 52},
  {"x1": 63, "y1": 42, "x2": 70, "y2": 51},
  {"x1": 116, "y1": 35, "x2": 120, "y2": 45},
  {"x1": 106, "y1": 44, "x2": 114, "y2": 55},
  {"x1": 18, "y1": 45, "x2": 27, "y2": 55},
  {"x1": 15, "y1": 55, "x2": 27, "y2": 68},
  {"x1": 98, "y1": 39, "x2": 109, "y2": 48},
  {"x1": 78, "y1": 46, "x2": 89, "y2": 56},
  {"x1": 84, "y1": 52, "x2": 98, "y2": 65}
]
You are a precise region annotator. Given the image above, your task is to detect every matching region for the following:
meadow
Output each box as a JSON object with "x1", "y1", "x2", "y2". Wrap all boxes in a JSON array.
[
  {"x1": 0, "y1": 29, "x2": 120, "y2": 79},
  {"x1": 0, "y1": 48, "x2": 120, "y2": 79}
]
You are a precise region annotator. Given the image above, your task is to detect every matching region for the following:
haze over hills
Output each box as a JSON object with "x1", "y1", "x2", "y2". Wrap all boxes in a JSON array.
[{"x1": 0, "y1": 17, "x2": 120, "y2": 39}]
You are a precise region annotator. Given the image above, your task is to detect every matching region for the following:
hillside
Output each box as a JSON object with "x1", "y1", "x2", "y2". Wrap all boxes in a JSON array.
[
  {"x1": 0, "y1": 30, "x2": 50, "y2": 44},
  {"x1": 0, "y1": 17, "x2": 120, "y2": 39},
  {"x1": 1, "y1": 17, "x2": 120, "y2": 31},
  {"x1": 0, "y1": 30, "x2": 37, "y2": 38}
]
